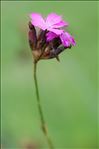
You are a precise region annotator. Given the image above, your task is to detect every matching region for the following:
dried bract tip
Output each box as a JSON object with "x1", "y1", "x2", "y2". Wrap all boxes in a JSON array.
[{"x1": 28, "y1": 22, "x2": 37, "y2": 50}]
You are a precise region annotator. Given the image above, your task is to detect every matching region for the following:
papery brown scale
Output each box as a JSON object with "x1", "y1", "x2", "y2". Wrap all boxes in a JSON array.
[
  {"x1": 52, "y1": 37, "x2": 61, "y2": 49},
  {"x1": 37, "y1": 30, "x2": 47, "y2": 50},
  {"x1": 49, "y1": 45, "x2": 66, "y2": 59},
  {"x1": 40, "y1": 45, "x2": 52, "y2": 59},
  {"x1": 28, "y1": 22, "x2": 37, "y2": 50}
]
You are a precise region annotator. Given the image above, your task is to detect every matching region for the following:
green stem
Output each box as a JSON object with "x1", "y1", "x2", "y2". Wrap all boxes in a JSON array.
[{"x1": 33, "y1": 61, "x2": 54, "y2": 149}]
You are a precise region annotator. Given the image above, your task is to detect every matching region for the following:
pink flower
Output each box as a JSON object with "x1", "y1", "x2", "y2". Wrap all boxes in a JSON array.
[
  {"x1": 29, "y1": 13, "x2": 76, "y2": 61},
  {"x1": 30, "y1": 13, "x2": 68, "y2": 35},
  {"x1": 46, "y1": 31, "x2": 76, "y2": 47}
]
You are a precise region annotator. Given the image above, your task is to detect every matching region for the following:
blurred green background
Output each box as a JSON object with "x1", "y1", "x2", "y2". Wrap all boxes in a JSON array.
[{"x1": 1, "y1": 1, "x2": 98, "y2": 149}]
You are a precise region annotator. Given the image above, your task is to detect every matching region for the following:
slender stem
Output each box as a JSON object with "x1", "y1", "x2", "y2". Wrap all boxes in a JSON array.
[{"x1": 33, "y1": 61, "x2": 54, "y2": 149}]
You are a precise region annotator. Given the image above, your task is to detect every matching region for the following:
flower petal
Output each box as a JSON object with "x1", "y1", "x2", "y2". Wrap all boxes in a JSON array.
[
  {"x1": 60, "y1": 32, "x2": 76, "y2": 47},
  {"x1": 30, "y1": 13, "x2": 46, "y2": 30},
  {"x1": 49, "y1": 28, "x2": 63, "y2": 35},
  {"x1": 46, "y1": 13, "x2": 62, "y2": 28},
  {"x1": 65, "y1": 32, "x2": 76, "y2": 46},
  {"x1": 52, "y1": 20, "x2": 68, "y2": 28},
  {"x1": 60, "y1": 33, "x2": 70, "y2": 47},
  {"x1": 46, "y1": 32, "x2": 58, "y2": 41}
]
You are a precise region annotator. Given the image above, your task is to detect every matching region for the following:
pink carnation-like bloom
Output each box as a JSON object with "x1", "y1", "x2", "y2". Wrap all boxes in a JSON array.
[
  {"x1": 29, "y1": 12, "x2": 76, "y2": 61},
  {"x1": 30, "y1": 13, "x2": 68, "y2": 35},
  {"x1": 46, "y1": 31, "x2": 76, "y2": 47}
]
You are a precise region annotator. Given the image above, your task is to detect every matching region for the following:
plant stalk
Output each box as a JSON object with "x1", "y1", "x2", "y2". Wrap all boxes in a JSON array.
[{"x1": 33, "y1": 61, "x2": 54, "y2": 149}]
